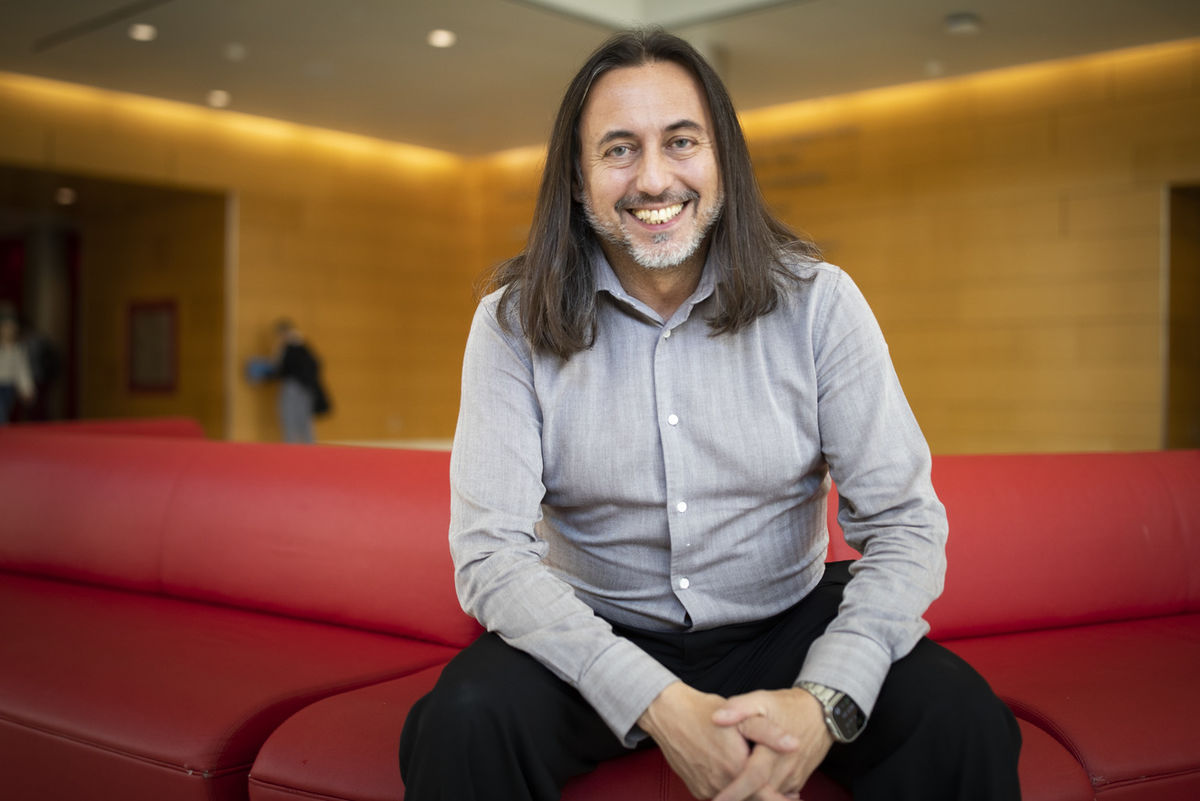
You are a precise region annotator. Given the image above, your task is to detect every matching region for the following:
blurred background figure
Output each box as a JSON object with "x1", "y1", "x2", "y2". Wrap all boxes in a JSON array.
[
  {"x1": 18, "y1": 315, "x2": 61, "y2": 422},
  {"x1": 0, "y1": 304, "x2": 35, "y2": 424},
  {"x1": 247, "y1": 318, "x2": 330, "y2": 444}
]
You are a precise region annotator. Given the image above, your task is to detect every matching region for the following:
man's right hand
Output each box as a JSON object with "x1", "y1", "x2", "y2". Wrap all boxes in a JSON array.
[
  {"x1": 637, "y1": 682, "x2": 801, "y2": 799},
  {"x1": 638, "y1": 682, "x2": 750, "y2": 798}
]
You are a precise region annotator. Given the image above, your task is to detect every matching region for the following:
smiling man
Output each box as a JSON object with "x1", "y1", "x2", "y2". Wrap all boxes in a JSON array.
[{"x1": 398, "y1": 29, "x2": 1021, "y2": 801}]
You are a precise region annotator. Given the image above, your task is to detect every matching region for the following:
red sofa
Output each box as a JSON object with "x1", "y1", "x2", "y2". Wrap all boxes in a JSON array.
[
  {"x1": 11, "y1": 415, "x2": 208, "y2": 439},
  {"x1": 0, "y1": 426, "x2": 1196, "y2": 801}
]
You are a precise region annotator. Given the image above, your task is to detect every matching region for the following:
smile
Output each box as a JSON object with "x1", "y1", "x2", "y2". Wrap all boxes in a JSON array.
[{"x1": 629, "y1": 203, "x2": 685, "y2": 225}]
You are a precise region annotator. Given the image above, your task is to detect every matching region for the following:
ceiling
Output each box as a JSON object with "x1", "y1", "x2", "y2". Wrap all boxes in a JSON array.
[{"x1": 2, "y1": 0, "x2": 1200, "y2": 156}]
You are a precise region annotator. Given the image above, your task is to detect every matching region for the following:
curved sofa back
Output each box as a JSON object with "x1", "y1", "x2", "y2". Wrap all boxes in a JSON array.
[
  {"x1": 830, "y1": 450, "x2": 1200, "y2": 640},
  {"x1": 3, "y1": 429, "x2": 1197, "y2": 647},
  {"x1": 0, "y1": 430, "x2": 482, "y2": 648},
  {"x1": 10, "y1": 416, "x2": 208, "y2": 439}
]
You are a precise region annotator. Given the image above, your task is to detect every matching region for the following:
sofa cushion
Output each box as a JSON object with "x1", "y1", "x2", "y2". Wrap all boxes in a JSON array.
[
  {"x1": 827, "y1": 451, "x2": 1200, "y2": 639},
  {"x1": 0, "y1": 431, "x2": 193, "y2": 593},
  {"x1": 947, "y1": 613, "x2": 1200, "y2": 798},
  {"x1": 248, "y1": 663, "x2": 1086, "y2": 801},
  {"x1": 0, "y1": 574, "x2": 458, "y2": 801},
  {"x1": 0, "y1": 430, "x2": 483, "y2": 648},
  {"x1": 917, "y1": 451, "x2": 1198, "y2": 639}
]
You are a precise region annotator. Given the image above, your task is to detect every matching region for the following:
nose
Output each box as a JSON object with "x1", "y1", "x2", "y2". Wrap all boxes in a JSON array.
[{"x1": 635, "y1": 148, "x2": 672, "y2": 197}]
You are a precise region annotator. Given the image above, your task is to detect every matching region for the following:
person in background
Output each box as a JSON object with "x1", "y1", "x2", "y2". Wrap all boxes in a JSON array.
[
  {"x1": 398, "y1": 28, "x2": 1020, "y2": 801},
  {"x1": 0, "y1": 308, "x2": 35, "y2": 425},
  {"x1": 265, "y1": 318, "x2": 327, "y2": 444}
]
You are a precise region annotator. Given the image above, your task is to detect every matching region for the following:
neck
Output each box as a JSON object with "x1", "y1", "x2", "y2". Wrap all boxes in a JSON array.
[{"x1": 601, "y1": 242, "x2": 709, "y2": 320}]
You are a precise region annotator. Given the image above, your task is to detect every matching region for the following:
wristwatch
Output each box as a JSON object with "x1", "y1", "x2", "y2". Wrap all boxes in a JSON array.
[{"x1": 799, "y1": 681, "x2": 866, "y2": 743}]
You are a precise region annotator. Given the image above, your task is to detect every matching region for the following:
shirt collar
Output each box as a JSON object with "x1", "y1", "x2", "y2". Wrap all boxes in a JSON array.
[{"x1": 591, "y1": 244, "x2": 720, "y2": 327}]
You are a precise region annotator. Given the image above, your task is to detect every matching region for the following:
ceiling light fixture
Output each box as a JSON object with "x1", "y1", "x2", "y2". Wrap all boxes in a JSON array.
[
  {"x1": 427, "y1": 29, "x2": 457, "y2": 48},
  {"x1": 943, "y1": 12, "x2": 983, "y2": 36},
  {"x1": 206, "y1": 89, "x2": 231, "y2": 108},
  {"x1": 128, "y1": 23, "x2": 157, "y2": 42}
]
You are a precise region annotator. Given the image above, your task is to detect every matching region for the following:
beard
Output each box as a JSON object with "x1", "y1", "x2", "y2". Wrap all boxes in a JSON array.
[{"x1": 583, "y1": 189, "x2": 724, "y2": 271}]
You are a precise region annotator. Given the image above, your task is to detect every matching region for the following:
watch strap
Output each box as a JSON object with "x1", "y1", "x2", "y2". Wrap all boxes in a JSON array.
[{"x1": 798, "y1": 680, "x2": 865, "y2": 743}]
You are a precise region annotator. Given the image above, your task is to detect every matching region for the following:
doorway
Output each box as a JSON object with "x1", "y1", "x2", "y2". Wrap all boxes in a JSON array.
[{"x1": 1167, "y1": 185, "x2": 1200, "y2": 449}]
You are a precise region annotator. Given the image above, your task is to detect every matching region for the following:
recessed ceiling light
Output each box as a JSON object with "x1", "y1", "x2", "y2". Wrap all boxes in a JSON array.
[
  {"x1": 427, "y1": 29, "x2": 457, "y2": 48},
  {"x1": 55, "y1": 187, "x2": 77, "y2": 206},
  {"x1": 206, "y1": 89, "x2": 231, "y2": 108},
  {"x1": 944, "y1": 12, "x2": 983, "y2": 36},
  {"x1": 128, "y1": 23, "x2": 157, "y2": 42}
]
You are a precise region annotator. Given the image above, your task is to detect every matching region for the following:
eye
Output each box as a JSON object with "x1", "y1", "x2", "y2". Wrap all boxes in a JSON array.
[
  {"x1": 668, "y1": 136, "x2": 697, "y2": 151},
  {"x1": 605, "y1": 143, "x2": 634, "y2": 159}
]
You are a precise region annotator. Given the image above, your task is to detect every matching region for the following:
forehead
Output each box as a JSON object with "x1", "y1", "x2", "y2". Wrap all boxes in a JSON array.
[{"x1": 579, "y1": 60, "x2": 712, "y2": 142}]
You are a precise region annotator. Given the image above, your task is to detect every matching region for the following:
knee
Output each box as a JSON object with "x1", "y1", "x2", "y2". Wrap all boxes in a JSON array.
[
  {"x1": 405, "y1": 669, "x2": 521, "y2": 750},
  {"x1": 916, "y1": 646, "x2": 1020, "y2": 754},
  {"x1": 883, "y1": 642, "x2": 1018, "y2": 746}
]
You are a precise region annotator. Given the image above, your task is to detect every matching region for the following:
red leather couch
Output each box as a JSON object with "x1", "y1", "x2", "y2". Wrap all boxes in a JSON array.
[
  {"x1": 0, "y1": 426, "x2": 1196, "y2": 801},
  {"x1": 11, "y1": 415, "x2": 208, "y2": 439}
]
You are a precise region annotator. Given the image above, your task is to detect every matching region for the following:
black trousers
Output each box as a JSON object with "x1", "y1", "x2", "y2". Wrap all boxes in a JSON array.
[{"x1": 399, "y1": 563, "x2": 1021, "y2": 800}]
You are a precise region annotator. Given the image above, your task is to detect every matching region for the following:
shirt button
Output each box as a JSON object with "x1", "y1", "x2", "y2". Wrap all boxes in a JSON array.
[
  {"x1": 667, "y1": 414, "x2": 679, "y2": 426},
  {"x1": 663, "y1": 329, "x2": 672, "y2": 339},
  {"x1": 678, "y1": 577, "x2": 690, "y2": 589},
  {"x1": 676, "y1": 501, "x2": 687, "y2": 513}
]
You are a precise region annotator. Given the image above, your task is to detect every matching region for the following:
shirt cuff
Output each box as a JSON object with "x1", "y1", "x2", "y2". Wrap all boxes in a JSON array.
[
  {"x1": 577, "y1": 635, "x2": 680, "y2": 747},
  {"x1": 797, "y1": 630, "x2": 892, "y2": 718}
]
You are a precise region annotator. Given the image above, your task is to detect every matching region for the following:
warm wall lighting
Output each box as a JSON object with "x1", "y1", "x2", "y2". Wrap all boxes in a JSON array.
[
  {"x1": 128, "y1": 23, "x2": 157, "y2": 42},
  {"x1": 0, "y1": 71, "x2": 463, "y2": 175},
  {"x1": 427, "y1": 29, "x2": 457, "y2": 48}
]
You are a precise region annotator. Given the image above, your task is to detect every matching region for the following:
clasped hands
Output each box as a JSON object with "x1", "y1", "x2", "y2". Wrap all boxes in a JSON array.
[{"x1": 637, "y1": 681, "x2": 833, "y2": 801}]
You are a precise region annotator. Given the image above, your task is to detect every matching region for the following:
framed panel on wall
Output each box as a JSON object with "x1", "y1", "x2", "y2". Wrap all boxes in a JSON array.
[{"x1": 128, "y1": 299, "x2": 177, "y2": 393}]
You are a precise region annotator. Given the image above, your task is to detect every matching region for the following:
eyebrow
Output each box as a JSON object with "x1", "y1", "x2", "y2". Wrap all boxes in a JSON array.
[{"x1": 596, "y1": 119, "x2": 704, "y2": 147}]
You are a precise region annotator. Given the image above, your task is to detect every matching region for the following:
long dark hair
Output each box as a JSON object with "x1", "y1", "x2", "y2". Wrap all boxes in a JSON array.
[{"x1": 491, "y1": 28, "x2": 819, "y2": 359}]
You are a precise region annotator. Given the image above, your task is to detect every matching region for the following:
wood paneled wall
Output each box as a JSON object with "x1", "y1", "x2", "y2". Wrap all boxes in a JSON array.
[
  {"x1": 737, "y1": 40, "x2": 1200, "y2": 453},
  {"x1": 0, "y1": 73, "x2": 474, "y2": 442},
  {"x1": 78, "y1": 191, "x2": 226, "y2": 435},
  {"x1": 1, "y1": 38, "x2": 1198, "y2": 451}
]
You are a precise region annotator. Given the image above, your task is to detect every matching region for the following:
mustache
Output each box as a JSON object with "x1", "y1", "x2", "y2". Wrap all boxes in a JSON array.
[{"x1": 615, "y1": 189, "x2": 699, "y2": 211}]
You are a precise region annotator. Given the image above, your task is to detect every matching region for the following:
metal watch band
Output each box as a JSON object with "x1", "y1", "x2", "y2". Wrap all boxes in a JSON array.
[{"x1": 799, "y1": 680, "x2": 864, "y2": 743}]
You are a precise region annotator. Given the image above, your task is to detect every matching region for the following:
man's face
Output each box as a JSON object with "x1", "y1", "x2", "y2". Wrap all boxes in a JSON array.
[{"x1": 577, "y1": 60, "x2": 723, "y2": 275}]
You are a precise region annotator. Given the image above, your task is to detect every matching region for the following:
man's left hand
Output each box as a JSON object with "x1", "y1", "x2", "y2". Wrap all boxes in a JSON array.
[{"x1": 709, "y1": 687, "x2": 834, "y2": 801}]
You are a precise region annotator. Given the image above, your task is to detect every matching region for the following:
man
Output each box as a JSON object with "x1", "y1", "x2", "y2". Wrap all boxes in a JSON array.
[
  {"x1": 268, "y1": 318, "x2": 329, "y2": 444},
  {"x1": 400, "y1": 29, "x2": 1020, "y2": 801}
]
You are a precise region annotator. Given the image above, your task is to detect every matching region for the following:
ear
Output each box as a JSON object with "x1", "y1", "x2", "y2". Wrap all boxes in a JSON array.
[{"x1": 571, "y1": 164, "x2": 585, "y2": 203}]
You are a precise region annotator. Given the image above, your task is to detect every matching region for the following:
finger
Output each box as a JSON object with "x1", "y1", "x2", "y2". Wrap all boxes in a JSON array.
[
  {"x1": 712, "y1": 692, "x2": 767, "y2": 726},
  {"x1": 736, "y1": 714, "x2": 799, "y2": 752},
  {"x1": 712, "y1": 746, "x2": 776, "y2": 801}
]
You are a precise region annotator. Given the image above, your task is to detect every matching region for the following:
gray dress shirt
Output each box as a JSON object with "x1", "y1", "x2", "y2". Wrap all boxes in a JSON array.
[{"x1": 449, "y1": 249, "x2": 947, "y2": 745}]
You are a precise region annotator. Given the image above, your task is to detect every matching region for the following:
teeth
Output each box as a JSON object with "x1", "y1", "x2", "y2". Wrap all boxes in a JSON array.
[{"x1": 631, "y1": 203, "x2": 684, "y2": 224}]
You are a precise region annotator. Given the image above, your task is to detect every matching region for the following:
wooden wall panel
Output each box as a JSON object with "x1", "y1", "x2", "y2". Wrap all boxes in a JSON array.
[
  {"x1": 741, "y1": 38, "x2": 1200, "y2": 453},
  {"x1": 77, "y1": 192, "x2": 226, "y2": 436}
]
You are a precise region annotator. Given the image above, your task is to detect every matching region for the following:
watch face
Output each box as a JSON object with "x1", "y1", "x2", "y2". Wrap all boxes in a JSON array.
[{"x1": 831, "y1": 695, "x2": 864, "y2": 738}]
